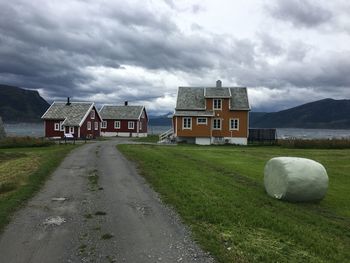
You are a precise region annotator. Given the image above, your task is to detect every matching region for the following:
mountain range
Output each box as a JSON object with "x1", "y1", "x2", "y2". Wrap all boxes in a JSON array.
[
  {"x1": 0, "y1": 84, "x2": 349, "y2": 129},
  {"x1": 250, "y1": 98, "x2": 350, "y2": 129}
]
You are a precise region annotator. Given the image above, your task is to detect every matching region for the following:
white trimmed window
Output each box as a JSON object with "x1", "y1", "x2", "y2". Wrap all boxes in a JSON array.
[
  {"x1": 87, "y1": 121, "x2": 91, "y2": 130},
  {"x1": 69, "y1": 126, "x2": 74, "y2": 134},
  {"x1": 197, "y1": 117, "x2": 207, "y2": 125},
  {"x1": 213, "y1": 99, "x2": 222, "y2": 110},
  {"x1": 213, "y1": 118, "x2": 221, "y2": 130},
  {"x1": 230, "y1": 119, "x2": 239, "y2": 130},
  {"x1": 101, "y1": 121, "x2": 107, "y2": 129},
  {"x1": 54, "y1": 123, "x2": 60, "y2": 131},
  {"x1": 94, "y1": 122, "x2": 98, "y2": 130},
  {"x1": 91, "y1": 110, "x2": 95, "y2": 119},
  {"x1": 183, "y1": 117, "x2": 192, "y2": 129},
  {"x1": 114, "y1": 121, "x2": 120, "y2": 129},
  {"x1": 128, "y1": 121, "x2": 134, "y2": 130}
]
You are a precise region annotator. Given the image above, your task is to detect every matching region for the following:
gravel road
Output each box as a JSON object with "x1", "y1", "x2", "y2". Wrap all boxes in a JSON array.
[{"x1": 0, "y1": 139, "x2": 214, "y2": 263}]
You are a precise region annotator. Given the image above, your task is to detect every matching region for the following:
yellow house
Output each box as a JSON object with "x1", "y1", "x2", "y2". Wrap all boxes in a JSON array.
[{"x1": 172, "y1": 80, "x2": 250, "y2": 145}]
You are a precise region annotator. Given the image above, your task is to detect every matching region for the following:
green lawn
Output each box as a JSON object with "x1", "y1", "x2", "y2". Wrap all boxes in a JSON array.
[
  {"x1": 132, "y1": 134, "x2": 159, "y2": 143},
  {"x1": 0, "y1": 144, "x2": 77, "y2": 231},
  {"x1": 118, "y1": 144, "x2": 350, "y2": 263}
]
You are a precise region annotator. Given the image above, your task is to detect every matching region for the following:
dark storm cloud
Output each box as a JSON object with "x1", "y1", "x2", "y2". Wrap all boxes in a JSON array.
[
  {"x1": 223, "y1": 45, "x2": 350, "y2": 105},
  {"x1": 257, "y1": 33, "x2": 285, "y2": 57},
  {"x1": 267, "y1": 0, "x2": 333, "y2": 28},
  {"x1": 0, "y1": 0, "x2": 348, "y2": 112},
  {"x1": 277, "y1": 51, "x2": 350, "y2": 88},
  {"x1": 286, "y1": 41, "x2": 311, "y2": 61},
  {"x1": 0, "y1": 0, "x2": 222, "y2": 100}
]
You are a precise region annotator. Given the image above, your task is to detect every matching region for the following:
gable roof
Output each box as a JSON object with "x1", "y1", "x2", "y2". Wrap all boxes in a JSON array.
[
  {"x1": 41, "y1": 102, "x2": 100, "y2": 126},
  {"x1": 99, "y1": 105, "x2": 145, "y2": 120},
  {"x1": 176, "y1": 86, "x2": 250, "y2": 111}
]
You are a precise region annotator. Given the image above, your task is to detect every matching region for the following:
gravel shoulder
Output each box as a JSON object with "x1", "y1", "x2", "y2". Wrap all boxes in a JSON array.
[{"x1": 0, "y1": 138, "x2": 214, "y2": 263}]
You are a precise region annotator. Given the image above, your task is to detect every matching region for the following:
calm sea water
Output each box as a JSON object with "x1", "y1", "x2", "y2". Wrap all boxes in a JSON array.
[
  {"x1": 4, "y1": 123, "x2": 45, "y2": 137},
  {"x1": 4, "y1": 123, "x2": 350, "y2": 139}
]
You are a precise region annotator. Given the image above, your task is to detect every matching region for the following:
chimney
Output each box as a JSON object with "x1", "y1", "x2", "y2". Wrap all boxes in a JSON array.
[
  {"x1": 66, "y1": 97, "x2": 71, "y2": 105},
  {"x1": 216, "y1": 80, "x2": 222, "y2": 87},
  {"x1": 124, "y1": 101, "x2": 128, "y2": 106}
]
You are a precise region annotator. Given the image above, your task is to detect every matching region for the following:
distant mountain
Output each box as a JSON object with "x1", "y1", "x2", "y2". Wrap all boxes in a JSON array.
[
  {"x1": 0, "y1": 84, "x2": 50, "y2": 123},
  {"x1": 250, "y1": 98, "x2": 350, "y2": 129},
  {"x1": 149, "y1": 112, "x2": 173, "y2": 126}
]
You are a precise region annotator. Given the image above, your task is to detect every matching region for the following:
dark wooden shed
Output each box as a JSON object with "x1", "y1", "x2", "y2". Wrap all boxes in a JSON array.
[{"x1": 248, "y1": 128, "x2": 277, "y2": 142}]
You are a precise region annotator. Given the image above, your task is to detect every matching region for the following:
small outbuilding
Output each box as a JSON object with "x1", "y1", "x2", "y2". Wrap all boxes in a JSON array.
[
  {"x1": 41, "y1": 98, "x2": 102, "y2": 139},
  {"x1": 99, "y1": 102, "x2": 148, "y2": 137}
]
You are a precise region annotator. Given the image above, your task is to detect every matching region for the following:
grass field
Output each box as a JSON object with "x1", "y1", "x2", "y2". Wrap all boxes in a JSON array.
[
  {"x1": 0, "y1": 144, "x2": 77, "y2": 231},
  {"x1": 132, "y1": 134, "x2": 159, "y2": 143},
  {"x1": 118, "y1": 144, "x2": 350, "y2": 263}
]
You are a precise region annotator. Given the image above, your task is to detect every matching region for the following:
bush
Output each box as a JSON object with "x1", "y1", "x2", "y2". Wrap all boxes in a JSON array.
[
  {"x1": 0, "y1": 182, "x2": 17, "y2": 194},
  {"x1": 0, "y1": 137, "x2": 55, "y2": 149},
  {"x1": 278, "y1": 138, "x2": 350, "y2": 149}
]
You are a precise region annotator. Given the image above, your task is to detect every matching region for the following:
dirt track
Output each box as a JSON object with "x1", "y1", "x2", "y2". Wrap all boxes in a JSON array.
[{"x1": 0, "y1": 139, "x2": 213, "y2": 263}]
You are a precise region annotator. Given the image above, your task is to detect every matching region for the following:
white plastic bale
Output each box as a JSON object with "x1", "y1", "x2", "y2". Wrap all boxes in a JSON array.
[{"x1": 264, "y1": 157, "x2": 328, "y2": 202}]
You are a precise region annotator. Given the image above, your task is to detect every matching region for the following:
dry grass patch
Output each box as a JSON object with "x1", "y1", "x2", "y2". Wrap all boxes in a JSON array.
[
  {"x1": 0, "y1": 154, "x2": 40, "y2": 193},
  {"x1": 0, "y1": 144, "x2": 77, "y2": 231}
]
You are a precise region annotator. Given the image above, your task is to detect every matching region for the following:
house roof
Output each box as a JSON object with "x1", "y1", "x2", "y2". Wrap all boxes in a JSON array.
[
  {"x1": 41, "y1": 102, "x2": 97, "y2": 126},
  {"x1": 174, "y1": 110, "x2": 214, "y2": 117},
  {"x1": 205, "y1": 87, "x2": 231, "y2": 98},
  {"x1": 229, "y1": 88, "x2": 250, "y2": 110},
  {"x1": 176, "y1": 86, "x2": 250, "y2": 111},
  {"x1": 176, "y1": 87, "x2": 205, "y2": 110},
  {"x1": 99, "y1": 105, "x2": 145, "y2": 120}
]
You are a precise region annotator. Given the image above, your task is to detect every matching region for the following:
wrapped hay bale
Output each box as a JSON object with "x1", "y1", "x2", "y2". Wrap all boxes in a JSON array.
[{"x1": 264, "y1": 157, "x2": 328, "y2": 202}]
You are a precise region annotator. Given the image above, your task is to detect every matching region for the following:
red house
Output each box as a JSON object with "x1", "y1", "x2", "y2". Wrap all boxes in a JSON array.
[
  {"x1": 41, "y1": 99, "x2": 102, "y2": 139},
  {"x1": 99, "y1": 102, "x2": 148, "y2": 137}
]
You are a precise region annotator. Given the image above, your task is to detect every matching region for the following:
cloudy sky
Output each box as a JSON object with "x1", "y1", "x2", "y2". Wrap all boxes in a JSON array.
[{"x1": 0, "y1": 0, "x2": 349, "y2": 114}]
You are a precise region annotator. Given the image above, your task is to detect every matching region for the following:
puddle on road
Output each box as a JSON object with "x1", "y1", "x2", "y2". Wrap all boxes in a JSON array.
[
  {"x1": 43, "y1": 216, "x2": 66, "y2": 226},
  {"x1": 51, "y1": 197, "x2": 67, "y2": 202},
  {"x1": 128, "y1": 202, "x2": 152, "y2": 216}
]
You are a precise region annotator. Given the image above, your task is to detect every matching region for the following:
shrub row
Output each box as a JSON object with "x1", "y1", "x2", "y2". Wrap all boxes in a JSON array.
[
  {"x1": 0, "y1": 137, "x2": 55, "y2": 148},
  {"x1": 278, "y1": 138, "x2": 350, "y2": 149}
]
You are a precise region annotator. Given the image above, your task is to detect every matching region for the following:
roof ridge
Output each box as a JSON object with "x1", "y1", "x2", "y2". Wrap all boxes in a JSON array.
[
  {"x1": 179, "y1": 86, "x2": 247, "y2": 89},
  {"x1": 54, "y1": 101, "x2": 93, "y2": 104},
  {"x1": 103, "y1": 105, "x2": 144, "y2": 107}
]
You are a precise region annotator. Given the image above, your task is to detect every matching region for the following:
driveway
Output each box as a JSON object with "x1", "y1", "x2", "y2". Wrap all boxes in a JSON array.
[{"x1": 0, "y1": 138, "x2": 214, "y2": 263}]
